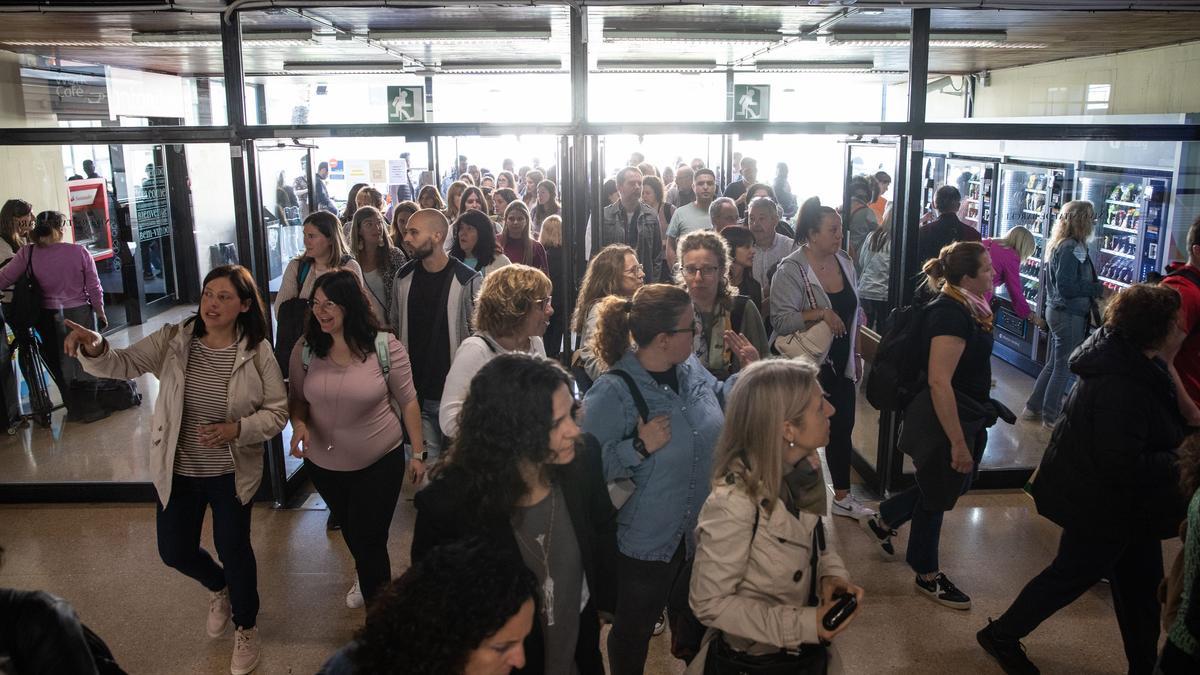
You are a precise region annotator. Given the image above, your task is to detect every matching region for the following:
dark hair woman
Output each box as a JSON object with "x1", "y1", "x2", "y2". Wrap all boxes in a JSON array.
[
  {"x1": 349, "y1": 206, "x2": 407, "y2": 326},
  {"x1": 771, "y1": 197, "x2": 867, "y2": 520},
  {"x1": 417, "y1": 184, "x2": 444, "y2": 211},
  {"x1": 321, "y1": 538, "x2": 538, "y2": 675},
  {"x1": 865, "y1": 241, "x2": 998, "y2": 611},
  {"x1": 0, "y1": 210, "x2": 107, "y2": 422},
  {"x1": 719, "y1": 225, "x2": 764, "y2": 314},
  {"x1": 414, "y1": 354, "x2": 617, "y2": 675},
  {"x1": 450, "y1": 209, "x2": 510, "y2": 277},
  {"x1": 458, "y1": 185, "x2": 488, "y2": 218},
  {"x1": 0, "y1": 198, "x2": 33, "y2": 428},
  {"x1": 64, "y1": 265, "x2": 287, "y2": 673},
  {"x1": 288, "y1": 270, "x2": 425, "y2": 610},
  {"x1": 530, "y1": 179, "x2": 560, "y2": 240},
  {"x1": 640, "y1": 176, "x2": 675, "y2": 260},
  {"x1": 341, "y1": 182, "x2": 368, "y2": 225},
  {"x1": 981, "y1": 283, "x2": 1189, "y2": 675},
  {"x1": 580, "y1": 283, "x2": 727, "y2": 673},
  {"x1": 390, "y1": 199, "x2": 419, "y2": 245},
  {"x1": 501, "y1": 201, "x2": 549, "y2": 275},
  {"x1": 492, "y1": 187, "x2": 519, "y2": 224}
]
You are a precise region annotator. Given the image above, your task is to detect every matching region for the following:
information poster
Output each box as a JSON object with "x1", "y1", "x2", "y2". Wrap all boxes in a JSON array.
[{"x1": 369, "y1": 160, "x2": 387, "y2": 184}]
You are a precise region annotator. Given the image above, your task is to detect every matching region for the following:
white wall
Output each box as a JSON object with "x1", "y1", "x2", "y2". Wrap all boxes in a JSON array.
[{"x1": 0, "y1": 50, "x2": 71, "y2": 228}]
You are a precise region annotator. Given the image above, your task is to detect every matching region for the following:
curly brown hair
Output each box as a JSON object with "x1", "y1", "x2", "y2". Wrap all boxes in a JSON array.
[
  {"x1": 1104, "y1": 283, "x2": 1181, "y2": 352},
  {"x1": 472, "y1": 264, "x2": 552, "y2": 338}
]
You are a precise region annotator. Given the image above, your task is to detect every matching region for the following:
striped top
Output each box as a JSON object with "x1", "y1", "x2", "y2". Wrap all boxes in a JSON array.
[{"x1": 173, "y1": 338, "x2": 238, "y2": 478}]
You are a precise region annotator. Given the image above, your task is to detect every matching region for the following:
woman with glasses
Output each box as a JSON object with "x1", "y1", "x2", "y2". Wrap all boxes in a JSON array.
[
  {"x1": 349, "y1": 206, "x2": 407, "y2": 326},
  {"x1": 771, "y1": 197, "x2": 870, "y2": 523},
  {"x1": 570, "y1": 245, "x2": 645, "y2": 391},
  {"x1": 415, "y1": 354, "x2": 616, "y2": 675},
  {"x1": 581, "y1": 283, "x2": 726, "y2": 674},
  {"x1": 677, "y1": 231, "x2": 767, "y2": 381},
  {"x1": 287, "y1": 270, "x2": 425, "y2": 611},
  {"x1": 439, "y1": 265, "x2": 554, "y2": 439}
]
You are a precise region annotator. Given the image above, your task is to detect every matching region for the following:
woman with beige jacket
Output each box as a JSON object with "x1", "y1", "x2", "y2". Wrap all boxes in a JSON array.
[
  {"x1": 64, "y1": 265, "x2": 287, "y2": 675},
  {"x1": 688, "y1": 358, "x2": 864, "y2": 674}
]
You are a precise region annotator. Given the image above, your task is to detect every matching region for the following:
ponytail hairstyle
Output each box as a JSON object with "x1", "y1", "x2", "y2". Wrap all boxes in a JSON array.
[
  {"x1": 795, "y1": 196, "x2": 837, "y2": 245},
  {"x1": 590, "y1": 283, "x2": 691, "y2": 367},
  {"x1": 0, "y1": 199, "x2": 33, "y2": 250},
  {"x1": 32, "y1": 210, "x2": 67, "y2": 245},
  {"x1": 923, "y1": 240, "x2": 987, "y2": 288}
]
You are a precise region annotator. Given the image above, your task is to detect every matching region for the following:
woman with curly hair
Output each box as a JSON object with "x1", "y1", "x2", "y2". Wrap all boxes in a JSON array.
[
  {"x1": 287, "y1": 270, "x2": 424, "y2": 611},
  {"x1": 349, "y1": 206, "x2": 407, "y2": 326},
  {"x1": 414, "y1": 354, "x2": 617, "y2": 675},
  {"x1": 676, "y1": 230, "x2": 767, "y2": 380},
  {"x1": 438, "y1": 265, "x2": 552, "y2": 439},
  {"x1": 450, "y1": 210, "x2": 510, "y2": 277},
  {"x1": 570, "y1": 244, "x2": 644, "y2": 390},
  {"x1": 320, "y1": 538, "x2": 537, "y2": 675}
]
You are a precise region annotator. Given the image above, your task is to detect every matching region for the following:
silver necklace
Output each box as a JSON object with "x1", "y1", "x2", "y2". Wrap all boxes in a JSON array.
[{"x1": 513, "y1": 487, "x2": 557, "y2": 626}]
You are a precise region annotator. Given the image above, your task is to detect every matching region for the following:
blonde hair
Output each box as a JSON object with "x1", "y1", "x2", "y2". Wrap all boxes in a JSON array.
[
  {"x1": 350, "y1": 206, "x2": 394, "y2": 267},
  {"x1": 1046, "y1": 200, "x2": 1095, "y2": 259},
  {"x1": 473, "y1": 264, "x2": 552, "y2": 338},
  {"x1": 574, "y1": 244, "x2": 635, "y2": 334},
  {"x1": 591, "y1": 284, "x2": 691, "y2": 367},
  {"x1": 539, "y1": 214, "x2": 563, "y2": 248},
  {"x1": 711, "y1": 358, "x2": 822, "y2": 514},
  {"x1": 445, "y1": 181, "x2": 468, "y2": 221},
  {"x1": 1002, "y1": 226, "x2": 1036, "y2": 263}
]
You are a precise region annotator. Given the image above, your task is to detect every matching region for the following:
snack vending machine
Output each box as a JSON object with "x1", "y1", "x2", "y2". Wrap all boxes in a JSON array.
[
  {"x1": 992, "y1": 161, "x2": 1073, "y2": 375},
  {"x1": 919, "y1": 154, "x2": 946, "y2": 222},
  {"x1": 1074, "y1": 166, "x2": 1172, "y2": 291},
  {"x1": 943, "y1": 157, "x2": 997, "y2": 238}
]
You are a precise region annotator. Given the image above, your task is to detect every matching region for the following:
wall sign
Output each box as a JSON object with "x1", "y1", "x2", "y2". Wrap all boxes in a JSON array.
[
  {"x1": 733, "y1": 84, "x2": 770, "y2": 121},
  {"x1": 387, "y1": 86, "x2": 424, "y2": 123}
]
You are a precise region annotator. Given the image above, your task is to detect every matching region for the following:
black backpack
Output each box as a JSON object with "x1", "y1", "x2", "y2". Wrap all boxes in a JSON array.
[
  {"x1": 8, "y1": 246, "x2": 42, "y2": 332},
  {"x1": 864, "y1": 301, "x2": 930, "y2": 412}
]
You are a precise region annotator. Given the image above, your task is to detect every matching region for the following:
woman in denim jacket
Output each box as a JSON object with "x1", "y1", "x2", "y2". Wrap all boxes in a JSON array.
[
  {"x1": 580, "y1": 283, "x2": 735, "y2": 675},
  {"x1": 1023, "y1": 201, "x2": 1104, "y2": 428}
]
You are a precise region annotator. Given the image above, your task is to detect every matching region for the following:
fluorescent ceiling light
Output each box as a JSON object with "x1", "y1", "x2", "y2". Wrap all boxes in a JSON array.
[
  {"x1": 370, "y1": 30, "x2": 551, "y2": 43},
  {"x1": 131, "y1": 31, "x2": 315, "y2": 47},
  {"x1": 439, "y1": 59, "x2": 563, "y2": 72},
  {"x1": 826, "y1": 31, "x2": 1046, "y2": 49},
  {"x1": 755, "y1": 61, "x2": 878, "y2": 73},
  {"x1": 603, "y1": 29, "x2": 779, "y2": 46},
  {"x1": 282, "y1": 61, "x2": 407, "y2": 74},
  {"x1": 595, "y1": 59, "x2": 718, "y2": 72}
]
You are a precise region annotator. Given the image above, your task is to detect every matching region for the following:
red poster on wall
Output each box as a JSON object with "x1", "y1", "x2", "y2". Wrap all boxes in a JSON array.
[{"x1": 66, "y1": 178, "x2": 114, "y2": 262}]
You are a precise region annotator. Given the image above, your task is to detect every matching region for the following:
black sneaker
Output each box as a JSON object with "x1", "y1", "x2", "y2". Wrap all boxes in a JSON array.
[
  {"x1": 915, "y1": 572, "x2": 971, "y2": 609},
  {"x1": 652, "y1": 609, "x2": 667, "y2": 636},
  {"x1": 861, "y1": 515, "x2": 898, "y2": 561},
  {"x1": 977, "y1": 619, "x2": 1039, "y2": 674}
]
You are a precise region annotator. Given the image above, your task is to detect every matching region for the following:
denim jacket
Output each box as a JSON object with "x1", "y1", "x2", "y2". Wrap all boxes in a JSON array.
[
  {"x1": 580, "y1": 351, "x2": 726, "y2": 562},
  {"x1": 1047, "y1": 239, "x2": 1102, "y2": 317}
]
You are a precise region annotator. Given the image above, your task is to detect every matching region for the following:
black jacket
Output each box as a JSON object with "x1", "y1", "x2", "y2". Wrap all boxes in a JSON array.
[
  {"x1": 916, "y1": 213, "x2": 981, "y2": 264},
  {"x1": 411, "y1": 434, "x2": 618, "y2": 675},
  {"x1": 0, "y1": 589, "x2": 116, "y2": 675},
  {"x1": 1032, "y1": 327, "x2": 1187, "y2": 540}
]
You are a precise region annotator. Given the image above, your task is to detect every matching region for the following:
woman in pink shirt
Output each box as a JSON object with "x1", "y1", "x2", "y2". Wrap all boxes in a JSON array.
[
  {"x1": 0, "y1": 210, "x2": 107, "y2": 421},
  {"x1": 287, "y1": 270, "x2": 424, "y2": 610},
  {"x1": 982, "y1": 226, "x2": 1036, "y2": 321}
]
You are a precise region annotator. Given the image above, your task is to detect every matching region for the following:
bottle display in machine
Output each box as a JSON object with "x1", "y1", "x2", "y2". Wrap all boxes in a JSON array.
[
  {"x1": 996, "y1": 164, "x2": 1069, "y2": 314},
  {"x1": 1075, "y1": 168, "x2": 1171, "y2": 292},
  {"x1": 920, "y1": 155, "x2": 946, "y2": 222},
  {"x1": 944, "y1": 158, "x2": 994, "y2": 238}
]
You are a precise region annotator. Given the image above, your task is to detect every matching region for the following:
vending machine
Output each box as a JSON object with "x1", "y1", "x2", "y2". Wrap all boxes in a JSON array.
[
  {"x1": 944, "y1": 156, "x2": 998, "y2": 238},
  {"x1": 919, "y1": 154, "x2": 946, "y2": 222},
  {"x1": 1075, "y1": 166, "x2": 1172, "y2": 290},
  {"x1": 991, "y1": 161, "x2": 1074, "y2": 375}
]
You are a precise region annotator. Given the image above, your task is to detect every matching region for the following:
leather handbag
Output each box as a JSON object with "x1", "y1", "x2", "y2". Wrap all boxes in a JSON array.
[{"x1": 773, "y1": 261, "x2": 834, "y2": 365}]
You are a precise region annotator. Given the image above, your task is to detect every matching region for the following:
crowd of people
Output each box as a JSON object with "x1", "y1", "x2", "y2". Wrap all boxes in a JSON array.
[{"x1": 4, "y1": 148, "x2": 1200, "y2": 675}]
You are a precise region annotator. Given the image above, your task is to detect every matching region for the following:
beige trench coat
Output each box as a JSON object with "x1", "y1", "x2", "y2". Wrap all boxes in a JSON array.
[
  {"x1": 79, "y1": 321, "x2": 288, "y2": 506},
  {"x1": 687, "y1": 477, "x2": 851, "y2": 674}
]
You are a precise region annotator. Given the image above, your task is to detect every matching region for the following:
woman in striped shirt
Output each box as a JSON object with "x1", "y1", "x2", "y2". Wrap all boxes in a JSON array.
[{"x1": 65, "y1": 265, "x2": 287, "y2": 675}]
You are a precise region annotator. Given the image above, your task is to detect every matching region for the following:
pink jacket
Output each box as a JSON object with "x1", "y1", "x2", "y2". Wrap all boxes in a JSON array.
[
  {"x1": 983, "y1": 239, "x2": 1031, "y2": 319},
  {"x1": 0, "y1": 243, "x2": 104, "y2": 312}
]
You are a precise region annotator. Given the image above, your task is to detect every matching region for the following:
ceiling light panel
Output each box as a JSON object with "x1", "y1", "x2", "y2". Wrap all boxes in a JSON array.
[
  {"x1": 603, "y1": 30, "x2": 780, "y2": 47},
  {"x1": 370, "y1": 30, "x2": 552, "y2": 44}
]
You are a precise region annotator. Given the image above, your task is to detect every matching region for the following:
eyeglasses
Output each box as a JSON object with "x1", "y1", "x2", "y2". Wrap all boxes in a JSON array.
[
  {"x1": 624, "y1": 264, "x2": 645, "y2": 277},
  {"x1": 308, "y1": 299, "x2": 341, "y2": 312},
  {"x1": 537, "y1": 296, "x2": 553, "y2": 310},
  {"x1": 682, "y1": 265, "x2": 719, "y2": 279}
]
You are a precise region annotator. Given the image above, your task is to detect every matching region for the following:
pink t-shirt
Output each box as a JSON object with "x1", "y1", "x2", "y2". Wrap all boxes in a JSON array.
[
  {"x1": 0, "y1": 243, "x2": 104, "y2": 311},
  {"x1": 288, "y1": 334, "x2": 417, "y2": 471},
  {"x1": 983, "y1": 238, "x2": 1031, "y2": 319}
]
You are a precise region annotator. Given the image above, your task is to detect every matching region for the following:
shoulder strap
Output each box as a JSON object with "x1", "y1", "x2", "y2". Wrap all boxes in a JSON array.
[
  {"x1": 605, "y1": 368, "x2": 649, "y2": 423},
  {"x1": 301, "y1": 339, "x2": 312, "y2": 372},
  {"x1": 730, "y1": 295, "x2": 749, "y2": 335},
  {"x1": 297, "y1": 260, "x2": 312, "y2": 288},
  {"x1": 808, "y1": 518, "x2": 826, "y2": 607},
  {"x1": 374, "y1": 332, "x2": 391, "y2": 375}
]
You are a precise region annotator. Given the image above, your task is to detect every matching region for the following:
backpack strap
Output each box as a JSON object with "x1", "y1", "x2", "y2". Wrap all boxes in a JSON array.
[
  {"x1": 301, "y1": 339, "x2": 312, "y2": 372},
  {"x1": 297, "y1": 260, "x2": 312, "y2": 289},
  {"x1": 604, "y1": 368, "x2": 649, "y2": 424},
  {"x1": 374, "y1": 332, "x2": 391, "y2": 376},
  {"x1": 730, "y1": 295, "x2": 749, "y2": 335}
]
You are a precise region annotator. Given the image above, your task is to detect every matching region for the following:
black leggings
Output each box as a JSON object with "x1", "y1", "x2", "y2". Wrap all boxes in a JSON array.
[
  {"x1": 306, "y1": 449, "x2": 405, "y2": 604},
  {"x1": 819, "y1": 366, "x2": 856, "y2": 492}
]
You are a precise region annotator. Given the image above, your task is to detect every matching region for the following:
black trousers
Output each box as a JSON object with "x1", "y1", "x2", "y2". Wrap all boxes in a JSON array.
[
  {"x1": 156, "y1": 473, "x2": 259, "y2": 629},
  {"x1": 34, "y1": 306, "x2": 100, "y2": 417},
  {"x1": 819, "y1": 366, "x2": 856, "y2": 492},
  {"x1": 862, "y1": 299, "x2": 889, "y2": 332},
  {"x1": 993, "y1": 527, "x2": 1163, "y2": 675},
  {"x1": 306, "y1": 449, "x2": 405, "y2": 605},
  {"x1": 608, "y1": 539, "x2": 695, "y2": 675}
]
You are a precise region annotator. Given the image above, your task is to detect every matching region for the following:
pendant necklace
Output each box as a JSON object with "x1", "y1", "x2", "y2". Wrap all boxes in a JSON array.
[{"x1": 514, "y1": 486, "x2": 557, "y2": 627}]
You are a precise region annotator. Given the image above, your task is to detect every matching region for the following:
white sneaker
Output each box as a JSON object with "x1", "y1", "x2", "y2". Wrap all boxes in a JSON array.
[
  {"x1": 1019, "y1": 407, "x2": 1042, "y2": 422},
  {"x1": 207, "y1": 587, "x2": 232, "y2": 638},
  {"x1": 831, "y1": 494, "x2": 875, "y2": 521},
  {"x1": 230, "y1": 626, "x2": 260, "y2": 675},
  {"x1": 345, "y1": 580, "x2": 364, "y2": 609}
]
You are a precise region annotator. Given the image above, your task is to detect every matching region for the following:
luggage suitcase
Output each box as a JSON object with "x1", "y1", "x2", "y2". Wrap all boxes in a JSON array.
[{"x1": 94, "y1": 378, "x2": 141, "y2": 411}]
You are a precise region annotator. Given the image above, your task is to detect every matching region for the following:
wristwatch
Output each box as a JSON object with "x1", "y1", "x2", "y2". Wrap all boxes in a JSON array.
[
  {"x1": 414, "y1": 450, "x2": 429, "y2": 461},
  {"x1": 633, "y1": 435, "x2": 650, "y2": 459}
]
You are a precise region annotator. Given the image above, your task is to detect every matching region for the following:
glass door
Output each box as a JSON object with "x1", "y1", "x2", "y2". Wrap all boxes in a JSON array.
[{"x1": 125, "y1": 144, "x2": 178, "y2": 314}]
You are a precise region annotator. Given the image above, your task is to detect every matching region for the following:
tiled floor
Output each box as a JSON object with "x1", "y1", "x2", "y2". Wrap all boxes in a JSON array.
[{"x1": 0, "y1": 483, "x2": 1165, "y2": 674}]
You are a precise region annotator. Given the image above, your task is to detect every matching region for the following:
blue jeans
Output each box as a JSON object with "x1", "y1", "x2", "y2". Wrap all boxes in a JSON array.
[
  {"x1": 879, "y1": 468, "x2": 976, "y2": 576},
  {"x1": 415, "y1": 398, "x2": 445, "y2": 462},
  {"x1": 1026, "y1": 309, "x2": 1087, "y2": 424}
]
